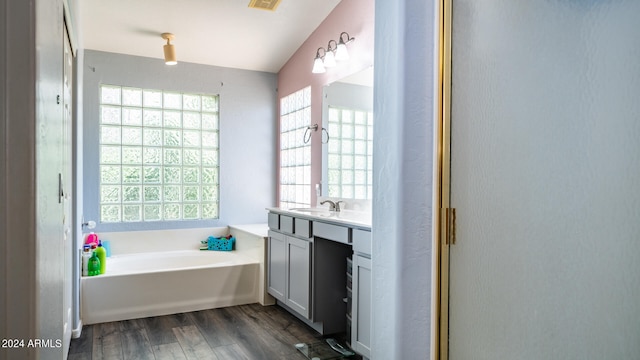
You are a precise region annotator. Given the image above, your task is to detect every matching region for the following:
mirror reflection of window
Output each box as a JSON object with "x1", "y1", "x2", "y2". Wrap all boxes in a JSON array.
[
  {"x1": 327, "y1": 107, "x2": 373, "y2": 199},
  {"x1": 322, "y1": 67, "x2": 373, "y2": 200}
]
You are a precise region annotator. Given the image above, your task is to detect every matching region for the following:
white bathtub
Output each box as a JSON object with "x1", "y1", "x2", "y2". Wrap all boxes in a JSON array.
[{"x1": 81, "y1": 249, "x2": 260, "y2": 325}]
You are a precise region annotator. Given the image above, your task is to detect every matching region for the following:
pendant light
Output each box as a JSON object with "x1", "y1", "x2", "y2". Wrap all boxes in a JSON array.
[{"x1": 161, "y1": 33, "x2": 177, "y2": 65}]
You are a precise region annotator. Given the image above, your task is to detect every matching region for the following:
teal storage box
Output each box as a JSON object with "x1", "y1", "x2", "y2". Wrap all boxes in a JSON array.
[{"x1": 207, "y1": 236, "x2": 235, "y2": 251}]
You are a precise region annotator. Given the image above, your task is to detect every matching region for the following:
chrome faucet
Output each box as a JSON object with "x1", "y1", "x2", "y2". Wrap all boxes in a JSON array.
[
  {"x1": 320, "y1": 200, "x2": 336, "y2": 211},
  {"x1": 320, "y1": 200, "x2": 344, "y2": 212}
]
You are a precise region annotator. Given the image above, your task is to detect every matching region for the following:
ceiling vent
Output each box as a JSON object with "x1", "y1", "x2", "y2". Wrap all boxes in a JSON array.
[{"x1": 248, "y1": 0, "x2": 282, "y2": 11}]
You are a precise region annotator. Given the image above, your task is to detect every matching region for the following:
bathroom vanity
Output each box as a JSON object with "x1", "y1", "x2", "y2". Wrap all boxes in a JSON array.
[{"x1": 266, "y1": 207, "x2": 371, "y2": 358}]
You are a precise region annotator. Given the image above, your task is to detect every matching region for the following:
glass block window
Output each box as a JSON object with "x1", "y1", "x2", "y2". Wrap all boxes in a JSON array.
[
  {"x1": 279, "y1": 87, "x2": 312, "y2": 208},
  {"x1": 99, "y1": 85, "x2": 219, "y2": 223},
  {"x1": 327, "y1": 107, "x2": 373, "y2": 199}
]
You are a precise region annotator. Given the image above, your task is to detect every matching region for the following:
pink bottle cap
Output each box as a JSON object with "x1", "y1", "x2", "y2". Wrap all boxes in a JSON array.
[{"x1": 86, "y1": 233, "x2": 98, "y2": 245}]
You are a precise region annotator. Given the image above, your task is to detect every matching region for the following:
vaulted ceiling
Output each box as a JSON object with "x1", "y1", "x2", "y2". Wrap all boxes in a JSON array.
[{"x1": 78, "y1": 0, "x2": 342, "y2": 73}]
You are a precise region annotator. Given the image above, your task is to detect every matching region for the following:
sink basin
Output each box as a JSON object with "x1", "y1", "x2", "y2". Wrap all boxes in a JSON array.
[
  {"x1": 290, "y1": 207, "x2": 329, "y2": 212},
  {"x1": 290, "y1": 207, "x2": 333, "y2": 215}
]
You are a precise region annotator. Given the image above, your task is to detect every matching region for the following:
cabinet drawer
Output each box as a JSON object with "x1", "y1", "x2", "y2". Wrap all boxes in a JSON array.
[
  {"x1": 268, "y1": 213, "x2": 279, "y2": 230},
  {"x1": 280, "y1": 215, "x2": 294, "y2": 234},
  {"x1": 294, "y1": 218, "x2": 311, "y2": 238},
  {"x1": 352, "y1": 229, "x2": 371, "y2": 256},
  {"x1": 313, "y1": 222, "x2": 350, "y2": 244}
]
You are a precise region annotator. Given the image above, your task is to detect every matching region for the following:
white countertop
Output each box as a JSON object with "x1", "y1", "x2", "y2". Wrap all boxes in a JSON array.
[
  {"x1": 229, "y1": 223, "x2": 269, "y2": 238},
  {"x1": 266, "y1": 207, "x2": 372, "y2": 229}
]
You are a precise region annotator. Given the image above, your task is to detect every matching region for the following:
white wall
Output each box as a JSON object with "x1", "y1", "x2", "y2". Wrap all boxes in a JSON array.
[
  {"x1": 82, "y1": 50, "x2": 277, "y2": 233},
  {"x1": 372, "y1": 0, "x2": 439, "y2": 359},
  {"x1": 448, "y1": 1, "x2": 640, "y2": 358}
]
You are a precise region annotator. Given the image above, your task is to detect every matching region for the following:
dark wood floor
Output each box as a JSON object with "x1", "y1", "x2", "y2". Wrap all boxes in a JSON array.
[{"x1": 68, "y1": 303, "x2": 358, "y2": 360}]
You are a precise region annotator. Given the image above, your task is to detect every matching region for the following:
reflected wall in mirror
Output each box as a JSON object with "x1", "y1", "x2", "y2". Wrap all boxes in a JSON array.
[{"x1": 321, "y1": 67, "x2": 373, "y2": 199}]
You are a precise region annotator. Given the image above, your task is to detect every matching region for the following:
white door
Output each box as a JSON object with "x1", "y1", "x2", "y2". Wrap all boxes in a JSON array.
[{"x1": 448, "y1": 1, "x2": 640, "y2": 359}]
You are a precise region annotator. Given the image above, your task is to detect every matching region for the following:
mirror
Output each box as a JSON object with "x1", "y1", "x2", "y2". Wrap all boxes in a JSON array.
[{"x1": 321, "y1": 67, "x2": 374, "y2": 199}]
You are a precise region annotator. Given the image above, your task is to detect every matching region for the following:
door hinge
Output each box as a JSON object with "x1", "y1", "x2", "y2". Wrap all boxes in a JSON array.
[{"x1": 443, "y1": 207, "x2": 456, "y2": 245}]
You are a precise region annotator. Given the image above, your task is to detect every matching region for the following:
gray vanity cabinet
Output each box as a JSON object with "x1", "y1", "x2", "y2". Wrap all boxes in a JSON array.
[
  {"x1": 267, "y1": 223, "x2": 311, "y2": 319},
  {"x1": 352, "y1": 229, "x2": 372, "y2": 358},
  {"x1": 285, "y1": 236, "x2": 311, "y2": 318},
  {"x1": 267, "y1": 230, "x2": 286, "y2": 301},
  {"x1": 267, "y1": 209, "x2": 371, "y2": 346}
]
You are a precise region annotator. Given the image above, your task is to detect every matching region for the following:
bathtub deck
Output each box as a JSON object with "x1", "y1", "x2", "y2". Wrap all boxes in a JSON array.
[{"x1": 68, "y1": 303, "x2": 360, "y2": 360}]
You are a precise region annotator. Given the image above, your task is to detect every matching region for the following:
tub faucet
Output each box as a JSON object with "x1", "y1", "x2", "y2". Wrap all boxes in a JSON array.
[{"x1": 320, "y1": 200, "x2": 344, "y2": 212}]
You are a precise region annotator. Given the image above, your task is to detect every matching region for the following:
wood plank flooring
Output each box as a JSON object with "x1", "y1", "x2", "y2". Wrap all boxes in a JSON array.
[{"x1": 68, "y1": 303, "x2": 359, "y2": 360}]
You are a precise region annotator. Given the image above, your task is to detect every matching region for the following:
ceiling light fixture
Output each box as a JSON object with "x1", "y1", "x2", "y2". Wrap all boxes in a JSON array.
[
  {"x1": 312, "y1": 32, "x2": 355, "y2": 74},
  {"x1": 161, "y1": 33, "x2": 177, "y2": 65},
  {"x1": 247, "y1": 0, "x2": 282, "y2": 11}
]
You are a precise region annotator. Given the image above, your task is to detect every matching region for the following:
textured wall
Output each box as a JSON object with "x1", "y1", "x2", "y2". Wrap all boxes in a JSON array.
[
  {"x1": 372, "y1": 0, "x2": 438, "y2": 358},
  {"x1": 449, "y1": 1, "x2": 640, "y2": 358},
  {"x1": 82, "y1": 50, "x2": 277, "y2": 232}
]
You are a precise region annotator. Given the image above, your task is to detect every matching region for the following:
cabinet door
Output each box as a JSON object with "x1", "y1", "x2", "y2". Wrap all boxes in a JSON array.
[
  {"x1": 352, "y1": 255, "x2": 371, "y2": 357},
  {"x1": 267, "y1": 231, "x2": 286, "y2": 302},
  {"x1": 286, "y1": 236, "x2": 311, "y2": 318}
]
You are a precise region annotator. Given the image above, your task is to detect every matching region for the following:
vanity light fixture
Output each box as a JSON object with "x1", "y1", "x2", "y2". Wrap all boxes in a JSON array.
[
  {"x1": 335, "y1": 32, "x2": 355, "y2": 61},
  {"x1": 161, "y1": 33, "x2": 177, "y2": 65},
  {"x1": 312, "y1": 48, "x2": 327, "y2": 74},
  {"x1": 324, "y1": 40, "x2": 338, "y2": 68},
  {"x1": 312, "y1": 32, "x2": 355, "y2": 74}
]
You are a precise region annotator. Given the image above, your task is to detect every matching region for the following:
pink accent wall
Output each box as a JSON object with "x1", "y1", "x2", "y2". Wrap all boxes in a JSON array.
[{"x1": 277, "y1": 0, "x2": 375, "y2": 206}]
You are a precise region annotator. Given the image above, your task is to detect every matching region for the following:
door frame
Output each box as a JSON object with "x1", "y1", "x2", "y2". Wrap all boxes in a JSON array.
[
  {"x1": 436, "y1": 0, "x2": 452, "y2": 359},
  {"x1": 62, "y1": 19, "x2": 75, "y2": 358}
]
